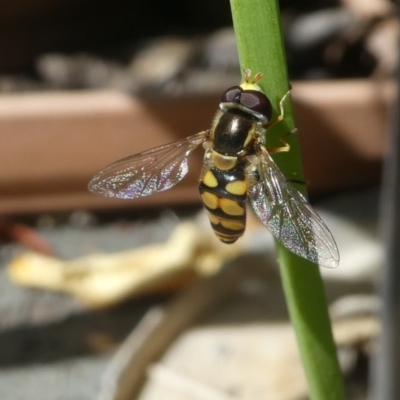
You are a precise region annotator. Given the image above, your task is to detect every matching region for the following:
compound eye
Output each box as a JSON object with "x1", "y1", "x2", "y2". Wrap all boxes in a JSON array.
[
  {"x1": 240, "y1": 90, "x2": 273, "y2": 120},
  {"x1": 221, "y1": 85, "x2": 242, "y2": 103}
]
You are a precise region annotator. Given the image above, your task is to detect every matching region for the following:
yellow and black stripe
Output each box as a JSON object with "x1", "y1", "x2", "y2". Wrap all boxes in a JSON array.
[{"x1": 199, "y1": 157, "x2": 248, "y2": 244}]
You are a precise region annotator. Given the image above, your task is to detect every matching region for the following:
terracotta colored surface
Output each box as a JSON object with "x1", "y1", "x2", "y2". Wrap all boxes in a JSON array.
[
  {"x1": 293, "y1": 80, "x2": 394, "y2": 194},
  {"x1": 0, "y1": 91, "x2": 214, "y2": 214},
  {"x1": 0, "y1": 80, "x2": 394, "y2": 214}
]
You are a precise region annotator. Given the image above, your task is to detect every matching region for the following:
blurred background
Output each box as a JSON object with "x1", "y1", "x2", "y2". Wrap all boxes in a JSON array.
[{"x1": 0, "y1": 0, "x2": 397, "y2": 399}]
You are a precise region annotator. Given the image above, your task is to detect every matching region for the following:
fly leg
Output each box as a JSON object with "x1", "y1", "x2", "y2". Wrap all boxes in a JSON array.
[
  {"x1": 266, "y1": 128, "x2": 297, "y2": 154},
  {"x1": 253, "y1": 135, "x2": 306, "y2": 187},
  {"x1": 265, "y1": 88, "x2": 292, "y2": 130},
  {"x1": 264, "y1": 88, "x2": 296, "y2": 154}
]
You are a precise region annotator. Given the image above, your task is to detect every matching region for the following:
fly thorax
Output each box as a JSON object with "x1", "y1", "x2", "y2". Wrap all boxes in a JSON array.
[
  {"x1": 211, "y1": 151, "x2": 238, "y2": 171},
  {"x1": 213, "y1": 109, "x2": 256, "y2": 156},
  {"x1": 246, "y1": 154, "x2": 260, "y2": 167}
]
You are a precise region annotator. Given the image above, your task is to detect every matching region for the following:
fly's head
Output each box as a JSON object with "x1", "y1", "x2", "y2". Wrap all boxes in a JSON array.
[{"x1": 219, "y1": 70, "x2": 272, "y2": 125}]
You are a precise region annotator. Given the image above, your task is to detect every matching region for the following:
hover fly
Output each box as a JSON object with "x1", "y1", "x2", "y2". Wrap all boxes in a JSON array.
[{"x1": 89, "y1": 70, "x2": 339, "y2": 268}]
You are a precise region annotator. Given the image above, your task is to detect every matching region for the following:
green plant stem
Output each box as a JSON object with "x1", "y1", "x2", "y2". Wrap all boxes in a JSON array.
[{"x1": 230, "y1": 1, "x2": 346, "y2": 399}]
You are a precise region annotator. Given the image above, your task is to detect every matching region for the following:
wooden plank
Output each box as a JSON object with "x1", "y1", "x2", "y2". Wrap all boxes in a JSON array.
[{"x1": 0, "y1": 80, "x2": 394, "y2": 214}]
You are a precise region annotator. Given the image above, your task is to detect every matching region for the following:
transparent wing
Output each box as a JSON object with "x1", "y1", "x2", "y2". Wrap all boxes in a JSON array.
[
  {"x1": 88, "y1": 131, "x2": 207, "y2": 199},
  {"x1": 248, "y1": 150, "x2": 339, "y2": 268}
]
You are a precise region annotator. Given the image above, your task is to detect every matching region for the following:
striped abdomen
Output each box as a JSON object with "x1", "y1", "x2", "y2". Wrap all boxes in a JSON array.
[{"x1": 199, "y1": 161, "x2": 247, "y2": 244}]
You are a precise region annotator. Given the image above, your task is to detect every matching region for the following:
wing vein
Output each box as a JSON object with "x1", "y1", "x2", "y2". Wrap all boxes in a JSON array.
[
  {"x1": 248, "y1": 149, "x2": 339, "y2": 268},
  {"x1": 88, "y1": 131, "x2": 207, "y2": 199}
]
